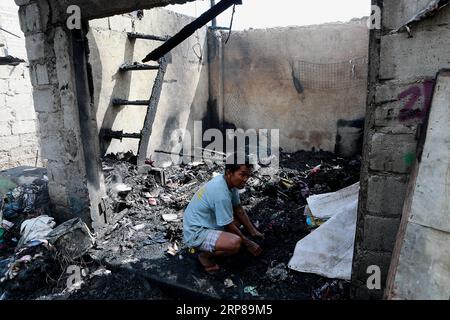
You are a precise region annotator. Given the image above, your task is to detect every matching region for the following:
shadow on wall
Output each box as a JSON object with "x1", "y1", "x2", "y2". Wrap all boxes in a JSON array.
[{"x1": 155, "y1": 37, "x2": 211, "y2": 164}]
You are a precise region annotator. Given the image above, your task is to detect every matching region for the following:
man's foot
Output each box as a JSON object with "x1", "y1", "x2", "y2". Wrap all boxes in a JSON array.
[{"x1": 198, "y1": 252, "x2": 221, "y2": 273}]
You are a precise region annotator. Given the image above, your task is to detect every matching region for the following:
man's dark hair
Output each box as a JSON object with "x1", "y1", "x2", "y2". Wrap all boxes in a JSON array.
[{"x1": 225, "y1": 152, "x2": 253, "y2": 173}]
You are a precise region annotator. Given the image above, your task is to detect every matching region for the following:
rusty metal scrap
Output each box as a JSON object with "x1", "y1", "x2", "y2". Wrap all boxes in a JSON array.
[{"x1": 393, "y1": 0, "x2": 450, "y2": 36}]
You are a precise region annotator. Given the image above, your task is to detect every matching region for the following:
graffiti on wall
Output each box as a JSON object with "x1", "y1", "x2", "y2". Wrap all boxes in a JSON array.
[{"x1": 397, "y1": 79, "x2": 435, "y2": 122}]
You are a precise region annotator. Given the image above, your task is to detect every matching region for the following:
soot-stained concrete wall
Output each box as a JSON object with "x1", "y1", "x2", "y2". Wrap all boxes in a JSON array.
[{"x1": 214, "y1": 19, "x2": 369, "y2": 155}]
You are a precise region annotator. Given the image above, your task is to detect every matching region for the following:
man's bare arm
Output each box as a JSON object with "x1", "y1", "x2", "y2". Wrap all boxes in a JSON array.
[
  {"x1": 225, "y1": 222, "x2": 262, "y2": 257},
  {"x1": 233, "y1": 206, "x2": 264, "y2": 238}
]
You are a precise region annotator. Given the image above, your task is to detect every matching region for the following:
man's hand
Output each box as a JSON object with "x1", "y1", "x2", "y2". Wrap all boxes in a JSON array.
[{"x1": 243, "y1": 238, "x2": 262, "y2": 257}]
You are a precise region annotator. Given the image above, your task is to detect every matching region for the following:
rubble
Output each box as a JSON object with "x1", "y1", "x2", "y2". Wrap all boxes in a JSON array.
[
  {"x1": 311, "y1": 279, "x2": 349, "y2": 300},
  {"x1": 86, "y1": 150, "x2": 360, "y2": 299},
  {"x1": 224, "y1": 278, "x2": 235, "y2": 288},
  {"x1": 0, "y1": 150, "x2": 361, "y2": 300},
  {"x1": 244, "y1": 286, "x2": 259, "y2": 297},
  {"x1": 266, "y1": 262, "x2": 289, "y2": 282},
  {"x1": 0, "y1": 168, "x2": 99, "y2": 299},
  {"x1": 47, "y1": 218, "x2": 95, "y2": 260}
]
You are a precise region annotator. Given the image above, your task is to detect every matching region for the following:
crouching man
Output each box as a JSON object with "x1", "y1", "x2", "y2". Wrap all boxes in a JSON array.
[{"x1": 183, "y1": 153, "x2": 263, "y2": 273}]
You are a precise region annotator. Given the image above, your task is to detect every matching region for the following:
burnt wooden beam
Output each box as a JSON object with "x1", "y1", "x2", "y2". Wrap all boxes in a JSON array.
[
  {"x1": 127, "y1": 32, "x2": 170, "y2": 41},
  {"x1": 102, "y1": 129, "x2": 142, "y2": 140},
  {"x1": 137, "y1": 56, "x2": 169, "y2": 165},
  {"x1": 0, "y1": 55, "x2": 25, "y2": 66},
  {"x1": 112, "y1": 99, "x2": 151, "y2": 106},
  {"x1": 142, "y1": 0, "x2": 242, "y2": 62},
  {"x1": 119, "y1": 62, "x2": 160, "y2": 72},
  {"x1": 54, "y1": 0, "x2": 198, "y2": 21}
]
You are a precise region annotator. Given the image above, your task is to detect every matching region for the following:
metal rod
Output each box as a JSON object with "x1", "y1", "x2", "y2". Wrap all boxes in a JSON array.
[
  {"x1": 154, "y1": 150, "x2": 224, "y2": 162},
  {"x1": 194, "y1": 147, "x2": 227, "y2": 156},
  {"x1": 102, "y1": 130, "x2": 141, "y2": 140},
  {"x1": 210, "y1": 0, "x2": 217, "y2": 28},
  {"x1": 209, "y1": 26, "x2": 231, "y2": 30},
  {"x1": 0, "y1": 27, "x2": 21, "y2": 39}
]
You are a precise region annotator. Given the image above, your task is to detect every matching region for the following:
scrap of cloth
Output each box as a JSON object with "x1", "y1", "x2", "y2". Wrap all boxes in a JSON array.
[{"x1": 183, "y1": 174, "x2": 240, "y2": 248}]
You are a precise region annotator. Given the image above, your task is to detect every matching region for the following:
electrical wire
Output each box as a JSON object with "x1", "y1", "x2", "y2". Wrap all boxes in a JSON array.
[{"x1": 225, "y1": 4, "x2": 237, "y2": 44}]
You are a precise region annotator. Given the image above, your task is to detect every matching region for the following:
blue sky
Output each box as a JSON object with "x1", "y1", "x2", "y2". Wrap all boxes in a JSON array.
[{"x1": 168, "y1": 0, "x2": 372, "y2": 30}]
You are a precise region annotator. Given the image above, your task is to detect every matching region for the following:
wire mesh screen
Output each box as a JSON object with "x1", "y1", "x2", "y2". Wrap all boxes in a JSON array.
[
  {"x1": 293, "y1": 57, "x2": 368, "y2": 90},
  {"x1": 225, "y1": 85, "x2": 249, "y2": 126}
]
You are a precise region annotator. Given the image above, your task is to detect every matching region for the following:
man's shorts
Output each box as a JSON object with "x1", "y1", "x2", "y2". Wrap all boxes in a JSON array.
[{"x1": 198, "y1": 230, "x2": 222, "y2": 253}]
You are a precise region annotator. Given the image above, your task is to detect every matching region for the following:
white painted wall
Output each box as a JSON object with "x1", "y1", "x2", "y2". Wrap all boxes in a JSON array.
[{"x1": 0, "y1": 0, "x2": 41, "y2": 170}]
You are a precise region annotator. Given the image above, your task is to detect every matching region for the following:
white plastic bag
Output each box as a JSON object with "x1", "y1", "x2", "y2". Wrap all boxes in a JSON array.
[{"x1": 288, "y1": 183, "x2": 359, "y2": 280}]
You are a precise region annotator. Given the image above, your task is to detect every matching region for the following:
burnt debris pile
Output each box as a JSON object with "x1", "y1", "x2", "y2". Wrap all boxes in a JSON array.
[{"x1": 0, "y1": 150, "x2": 360, "y2": 300}]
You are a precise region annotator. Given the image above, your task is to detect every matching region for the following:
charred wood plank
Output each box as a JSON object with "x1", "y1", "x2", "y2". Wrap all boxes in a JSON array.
[
  {"x1": 102, "y1": 129, "x2": 141, "y2": 140},
  {"x1": 119, "y1": 62, "x2": 160, "y2": 72},
  {"x1": 137, "y1": 57, "x2": 168, "y2": 165},
  {"x1": 0, "y1": 55, "x2": 25, "y2": 66},
  {"x1": 112, "y1": 99, "x2": 151, "y2": 106},
  {"x1": 142, "y1": 0, "x2": 242, "y2": 62},
  {"x1": 127, "y1": 32, "x2": 170, "y2": 41}
]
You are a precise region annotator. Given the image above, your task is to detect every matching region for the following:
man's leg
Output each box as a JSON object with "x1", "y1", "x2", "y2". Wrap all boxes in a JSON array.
[
  {"x1": 198, "y1": 231, "x2": 242, "y2": 272},
  {"x1": 228, "y1": 218, "x2": 263, "y2": 257},
  {"x1": 214, "y1": 231, "x2": 242, "y2": 255}
]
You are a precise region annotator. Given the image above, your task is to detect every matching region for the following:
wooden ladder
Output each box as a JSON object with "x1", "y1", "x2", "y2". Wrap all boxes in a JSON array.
[{"x1": 102, "y1": 32, "x2": 170, "y2": 166}]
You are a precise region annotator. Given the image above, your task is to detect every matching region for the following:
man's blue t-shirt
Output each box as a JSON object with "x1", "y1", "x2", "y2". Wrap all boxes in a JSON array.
[{"x1": 183, "y1": 174, "x2": 241, "y2": 248}]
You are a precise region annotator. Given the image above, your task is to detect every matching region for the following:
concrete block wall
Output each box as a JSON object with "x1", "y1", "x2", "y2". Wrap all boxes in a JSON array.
[
  {"x1": 0, "y1": 0, "x2": 41, "y2": 170},
  {"x1": 213, "y1": 20, "x2": 369, "y2": 154},
  {"x1": 15, "y1": 0, "x2": 108, "y2": 227},
  {"x1": 351, "y1": 0, "x2": 450, "y2": 299}
]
